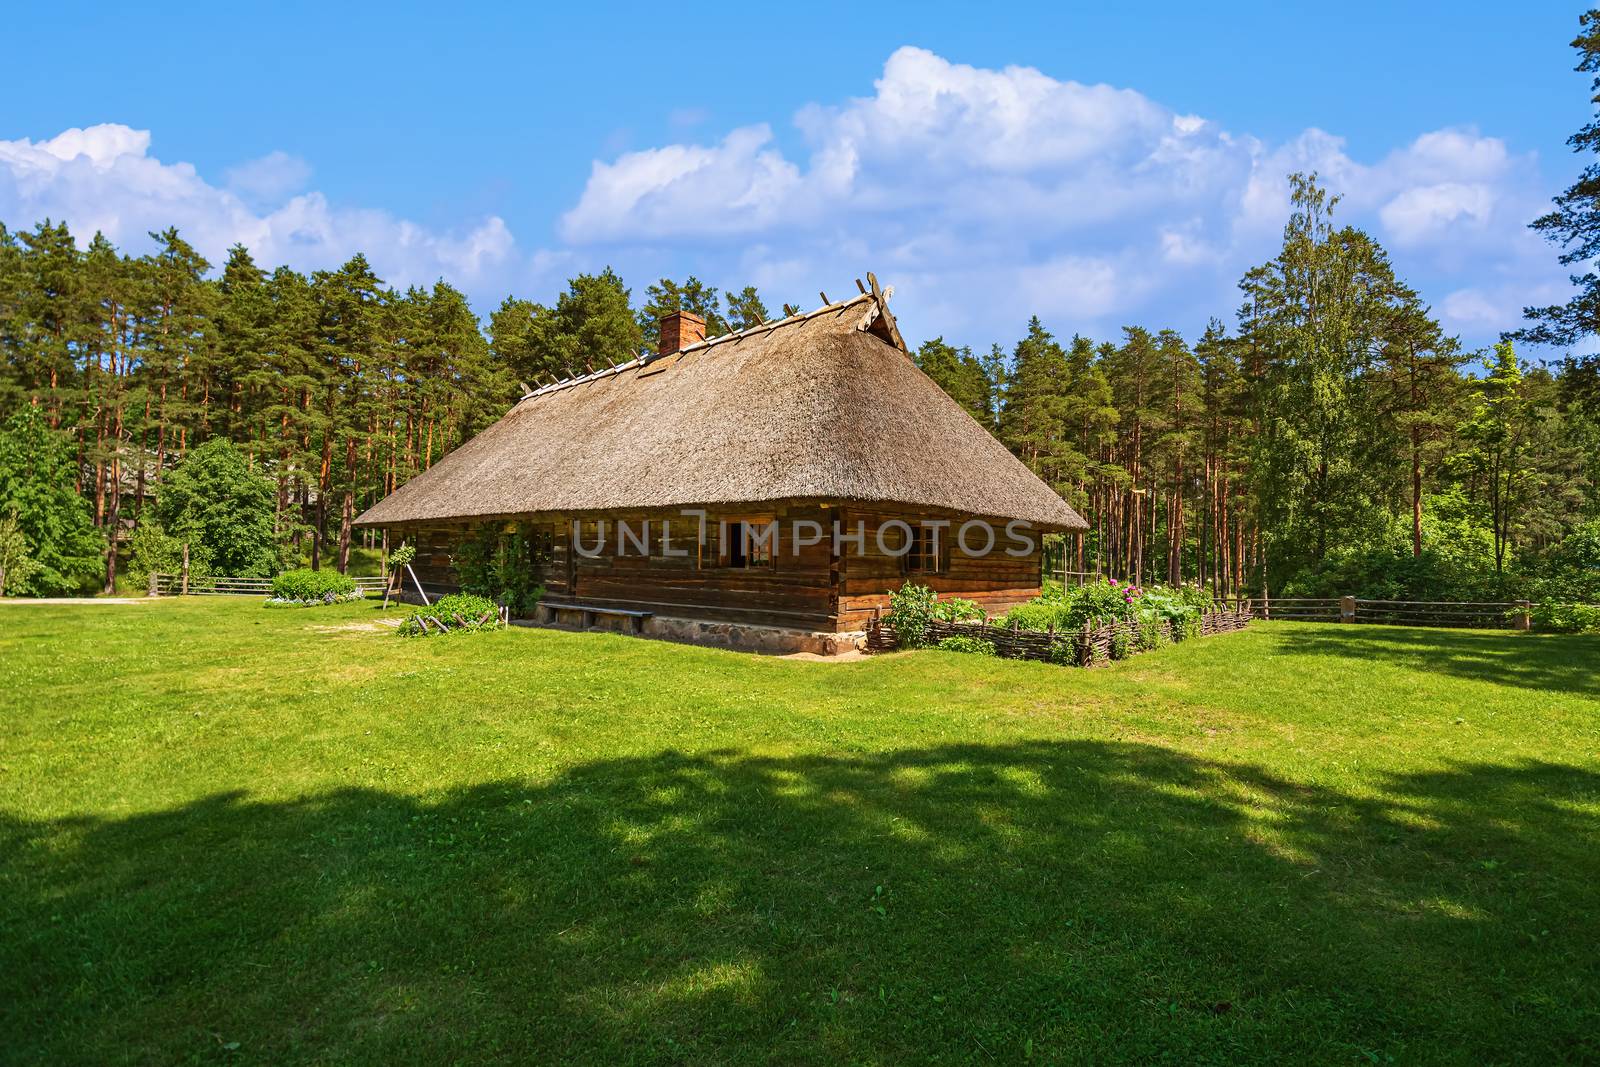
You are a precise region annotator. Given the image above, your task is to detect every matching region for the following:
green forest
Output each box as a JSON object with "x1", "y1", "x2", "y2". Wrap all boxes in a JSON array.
[{"x1": 3, "y1": 27, "x2": 1600, "y2": 607}]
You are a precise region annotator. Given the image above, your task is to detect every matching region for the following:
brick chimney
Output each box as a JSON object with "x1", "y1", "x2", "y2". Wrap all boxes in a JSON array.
[{"x1": 657, "y1": 310, "x2": 706, "y2": 355}]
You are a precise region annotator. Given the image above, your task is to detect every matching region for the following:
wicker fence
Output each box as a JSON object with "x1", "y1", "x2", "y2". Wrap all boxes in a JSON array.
[
  {"x1": 1248, "y1": 596, "x2": 1532, "y2": 629},
  {"x1": 149, "y1": 573, "x2": 390, "y2": 597},
  {"x1": 866, "y1": 606, "x2": 1253, "y2": 667}
]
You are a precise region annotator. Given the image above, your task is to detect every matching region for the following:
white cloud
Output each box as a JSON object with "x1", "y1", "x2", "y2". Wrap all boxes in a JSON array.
[
  {"x1": 558, "y1": 46, "x2": 1572, "y2": 348},
  {"x1": 224, "y1": 150, "x2": 312, "y2": 202},
  {"x1": 561, "y1": 124, "x2": 802, "y2": 242},
  {"x1": 0, "y1": 50, "x2": 1575, "y2": 351},
  {"x1": 0, "y1": 124, "x2": 518, "y2": 291}
]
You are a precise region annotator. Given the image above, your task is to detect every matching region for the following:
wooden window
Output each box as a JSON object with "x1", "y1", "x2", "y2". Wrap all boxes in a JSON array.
[
  {"x1": 530, "y1": 526, "x2": 555, "y2": 565},
  {"x1": 904, "y1": 525, "x2": 947, "y2": 575},
  {"x1": 717, "y1": 515, "x2": 775, "y2": 569}
]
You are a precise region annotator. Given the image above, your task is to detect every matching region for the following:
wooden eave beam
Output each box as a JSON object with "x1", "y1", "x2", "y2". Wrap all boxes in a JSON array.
[{"x1": 865, "y1": 271, "x2": 908, "y2": 353}]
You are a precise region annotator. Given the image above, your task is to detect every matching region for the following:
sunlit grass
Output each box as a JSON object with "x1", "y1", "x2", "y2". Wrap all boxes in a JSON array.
[{"x1": 2, "y1": 599, "x2": 1597, "y2": 1064}]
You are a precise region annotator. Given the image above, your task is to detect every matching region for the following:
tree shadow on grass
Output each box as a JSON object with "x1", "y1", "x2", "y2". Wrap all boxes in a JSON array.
[
  {"x1": 1268, "y1": 624, "x2": 1600, "y2": 699},
  {"x1": 4, "y1": 743, "x2": 1597, "y2": 1065}
]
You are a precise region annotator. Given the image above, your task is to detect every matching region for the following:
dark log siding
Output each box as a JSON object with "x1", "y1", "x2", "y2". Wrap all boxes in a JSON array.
[
  {"x1": 386, "y1": 502, "x2": 1046, "y2": 632},
  {"x1": 835, "y1": 507, "x2": 1043, "y2": 630}
]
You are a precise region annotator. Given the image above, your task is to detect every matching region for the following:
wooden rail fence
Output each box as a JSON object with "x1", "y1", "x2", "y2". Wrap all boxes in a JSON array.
[
  {"x1": 149, "y1": 573, "x2": 390, "y2": 597},
  {"x1": 1246, "y1": 596, "x2": 1533, "y2": 630}
]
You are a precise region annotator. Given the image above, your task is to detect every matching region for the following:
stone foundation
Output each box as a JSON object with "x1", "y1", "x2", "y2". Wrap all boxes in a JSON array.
[{"x1": 517, "y1": 607, "x2": 864, "y2": 656}]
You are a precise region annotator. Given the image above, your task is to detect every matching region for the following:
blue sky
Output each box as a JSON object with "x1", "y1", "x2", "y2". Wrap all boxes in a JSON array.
[{"x1": 1, "y1": 1, "x2": 1591, "y2": 354}]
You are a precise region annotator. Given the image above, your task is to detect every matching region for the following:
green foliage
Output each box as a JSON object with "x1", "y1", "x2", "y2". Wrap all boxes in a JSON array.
[
  {"x1": 154, "y1": 438, "x2": 280, "y2": 578},
  {"x1": 1048, "y1": 636, "x2": 1088, "y2": 666},
  {"x1": 397, "y1": 592, "x2": 502, "y2": 636},
  {"x1": 1136, "y1": 618, "x2": 1168, "y2": 652},
  {"x1": 1527, "y1": 518, "x2": 1600, "y2": 603},
  {"x1": 452, "y1": 524, "x2": 544, "y2": 615},
  {"x1": 638, "y1": 276, "x2": 730, "y2": 346},
  {"x1": 270, "y1": 568, "x2": 358, "y2": 602},
  {"x1": 916, "y1": 337, "x2": 996, "y2": 425},
  {"x1": 490, "y1": 268, "x2": 642, "y2": 383},
  {"x1": 1512, "y1": 10, "x2": 1600, "y2": 349},
  {"x1": 126, "y1": 520, "x2": 190, "y2": 586},
  {"x1": 1109, "y1": 627, "x2": 1132, "y2": 660},
  {"x1": 1281, "y1": 488, "x2": 1523, "y2": 601},
  {"x1": 0, "y1": 511, "x2": 39, "y2": 595},
  {"x1": 388, "y1": 543, "x2": 416, "y2": 569},
  {"x1": 1001, "y1": 578, "x2": 1205, "y2": 634},
  {"x1": 1530, "y1": 601, "x2": 1600, "y2": 634},
  {"x1": 934, "y1": 635, "x2": 997, "y2": 656},
  {"x1": 0, "y1": 406, "x2": 103, "y2": 595},
  {"x1": 723, "y1": 286, "x2": 771, "y2": 332},
  {"x1": 886, "y1": 582, "x2": 937, "y2": 649},
  {"x1": 929, "y1": 597, "x2": 986, "y2": 623}
]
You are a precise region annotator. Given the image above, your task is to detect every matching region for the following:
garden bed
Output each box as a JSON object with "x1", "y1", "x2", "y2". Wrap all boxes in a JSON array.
[{"x1": 867, "y1": 606, "x2": 1251, "y2": 665}]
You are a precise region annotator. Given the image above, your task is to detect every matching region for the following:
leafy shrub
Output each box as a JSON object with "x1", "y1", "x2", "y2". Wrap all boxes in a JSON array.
[
  {"x1": 270, "y1": 568, "x2": 358, "y2": 602},
  {"x1": 0, "y1": 511, "x2": 40, "y2": 595},
  {"x1": 1001, "y1": 578, "x2": 1207, "y2": 634},
  {"x1": 127, "y1": 520, "x2": 194, "y2": 586},
  {"x1": 887, "y1": 582, "x2": 937, "y2": 649},
  {"x1": 0, "y1": 406, "x2": 104, "y2": 594},
  {"x1": 935, "y1": 635, "x2": 997, "y2": 656},
  {"x1": 388, "y1": 543, "x2": 416, "y2": 569},
  {"x1": 1136, "y1": 619, "x2": 1168, "y2": 652},
  {"x1": 930, "y1": 597, "x2": 986, "y2": 623},
  {"x1": 1049, "y1": 636, "x2": 1091, "y2": 666},
  {"x1": 397, "y1": 593, "x2": 502, "y2": 637},
  {"x1": 1109, "y1": 627, "x2": 1132, "y2": 660},
  {"x1": 453, "y1": 524, "x2": 544, "y2": 615},
  {"x1": 1530, "y1": 601, "x2": 1600, "y2": 634},
  {"x1": 1000, "y1": 599, "x2": 1079, "y2": 632}
]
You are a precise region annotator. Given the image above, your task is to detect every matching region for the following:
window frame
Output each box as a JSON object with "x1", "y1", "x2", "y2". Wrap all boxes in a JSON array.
[
  {"x1": 713, "y1": 514, "x2": 777, "y2": 570},
  {"x1": 903, "y1": 524, "x2": 948, "y2": 576}
]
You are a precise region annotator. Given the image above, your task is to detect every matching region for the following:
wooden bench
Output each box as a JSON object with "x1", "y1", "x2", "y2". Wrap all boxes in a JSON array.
[{"x1": 541, "y1": 601, "x2": 653, "y2": 634}]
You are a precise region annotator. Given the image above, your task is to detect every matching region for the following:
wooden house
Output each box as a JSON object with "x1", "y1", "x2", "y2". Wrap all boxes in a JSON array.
[{"x1": 354, "y1": 279, "x2": 1086, "y2": 653}]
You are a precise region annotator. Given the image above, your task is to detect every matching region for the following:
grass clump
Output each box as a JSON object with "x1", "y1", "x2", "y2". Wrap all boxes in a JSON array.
[{"x1": 934, "y1": 634, "x2": 996, "y2": 656}]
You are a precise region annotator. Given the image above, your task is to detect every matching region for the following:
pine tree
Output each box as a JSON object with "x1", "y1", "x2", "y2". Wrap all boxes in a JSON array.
[
  {"x1": 638, "y1": 276, "x2": 727, "y2": 349},
  {"x1": 915, "y1": 337, "x2": 992, "y2": 423},
  {"x1": 1514, "y1": 10, "x2": 1600, "y2": 347},
  {"x1": 724, "y1": 286, "x2": 771, "y2": 331}
]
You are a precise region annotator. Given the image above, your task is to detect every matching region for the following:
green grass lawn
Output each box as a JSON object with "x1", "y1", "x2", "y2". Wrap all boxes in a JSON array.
[{"x1": 3, "y1": 600, "x2": 1597, "y2": 1065}]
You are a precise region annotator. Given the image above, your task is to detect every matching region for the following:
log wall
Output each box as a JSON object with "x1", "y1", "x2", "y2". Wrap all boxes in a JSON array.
[
  {"x1": 387, "y1": 504, "x2": 1059, "y2": 632},
  {"x1": 835, "y1": 507, "x2": 1043, "y2": 629}
]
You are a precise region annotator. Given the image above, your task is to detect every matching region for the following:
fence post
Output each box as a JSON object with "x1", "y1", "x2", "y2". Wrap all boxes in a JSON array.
[
  {"x1": 1340, "y1": 595, "x2": 1357, "y2": 624},
  {"x1": 180, "y1": 544, "x2": 190, "y2": 596},
  {"x1": 148, "y1": 571, "x2": 159, "y2": 598},
  {"x1": 1515, "y1": 600, "x2": 1531, "y2": 632}
]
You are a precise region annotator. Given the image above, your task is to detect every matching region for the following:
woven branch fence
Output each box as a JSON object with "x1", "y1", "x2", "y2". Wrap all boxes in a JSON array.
[{"x1": 866, "y1": 606, "x2": 1252, "y2": 667}]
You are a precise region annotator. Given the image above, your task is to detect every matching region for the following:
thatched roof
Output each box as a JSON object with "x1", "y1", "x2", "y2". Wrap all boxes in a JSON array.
[{"x1": 355, "y1": 288, "x2": 1087, "y2": 531}]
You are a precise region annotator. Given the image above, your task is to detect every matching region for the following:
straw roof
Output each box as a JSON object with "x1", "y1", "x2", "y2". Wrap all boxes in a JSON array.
[{"x1": 355, "y1": 289, "x2": 1087, "y2": 530}]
